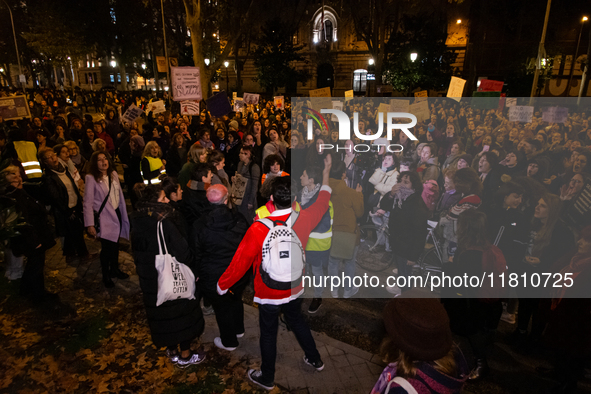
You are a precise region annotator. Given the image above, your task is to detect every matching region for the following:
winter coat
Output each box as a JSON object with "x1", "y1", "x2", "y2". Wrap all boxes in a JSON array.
[
  {"x1": 83, "y1": 172, "x2": 130, "y2": 243},
  {"x1": 328, "y1": 178, "x2": 364, "y2": 244},
  {"x1": 369, "y1": 167, "x2": 400, "y2": 196},
  {"x1": 181, "y1": 182, "x2": 212, "y2": 225},
  {"x1": 191, "y1": 204, "x2": 249, "y2": 293},
  {"x1": 42, "y1": 167, "x2": 82, "y2": 237},
  {"x1": 380, "y1": 192, "x2": 429, "y2": 262},
  {"x1": 417, "y1": 157, "x2": 440, "y2": 183},
  {"x1": 130, "y1": 210, "x2": 204, "y2": 348},
  {"x1": 4, "y1": 186, "x2": 55, "y2": 255}
]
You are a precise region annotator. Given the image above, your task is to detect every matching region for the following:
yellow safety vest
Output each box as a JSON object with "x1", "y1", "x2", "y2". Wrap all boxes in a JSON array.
[
  {"x1": 255, "y1": 201, "x2": 301, "y2": 220},
  {"x1": 142, "y1": 156, "x2": 166, "y2": 184},
  {"x1": 306, "y1": 201, "x2": 333, "y2": 252},
  {"x1": 14, "y1": 141, "x2": 42, "y2": 179}
]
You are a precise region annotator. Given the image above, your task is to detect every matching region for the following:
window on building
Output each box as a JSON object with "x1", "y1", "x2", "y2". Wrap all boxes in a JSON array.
[
  {"x1": 312, "y1": 7, "x2": 338, "y2": 45},
  {"x1": 85, "y1": 73, "x2": 89, "y2": 84},
  {"x1": 117, "y1": 74, "x2": 121, "y2": 83},
  {"x1": 292, "y1": 32, "x2": 299, "y2": 45},
  {"x1": 110, "y1": 74, "x2": 115, "y2": 83},
  {"x1": 353, "y1": 69, "x2": 367, "y2": 93},
  {"x1": 93, "y1": 73, "x2": 98, "y2": 83}
]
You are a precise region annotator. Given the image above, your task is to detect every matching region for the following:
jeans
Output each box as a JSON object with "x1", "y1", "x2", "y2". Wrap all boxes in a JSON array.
[
  {"x1": 259, "y1": 298, "x2": 321, "y2": 383},
  {"x1": 307, "y1": 250, "x2": 329, "y2": 298},
  {"x1": 394, "y1": 253, "x2": 413, "y2": 292},
  {"x1": 99, "y1": 238, "x2": 119, "y2": 278},
  {"x1": 328, "y1": 246, "x2": 358, "y2": 293}
]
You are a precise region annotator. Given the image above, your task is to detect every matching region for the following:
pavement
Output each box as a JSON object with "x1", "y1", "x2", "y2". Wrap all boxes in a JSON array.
[{"x1": 39, "y1": 237, "x2": 387, "y2": 394}]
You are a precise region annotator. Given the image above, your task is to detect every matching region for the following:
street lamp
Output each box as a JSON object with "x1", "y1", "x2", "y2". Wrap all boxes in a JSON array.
[
  {"x1": 204, "y1": 58, "x2": 210, "y2": 66},
  {"x1": 224, "y1": 61, "x2": 229, "y2": 92},
  {"x1": 565, "y1": 16, "x2": 588, "y2": 96},
  {"x1": 368, "y1": 58, "x2": 374, "y2": 65},
  {"x1": 141, "y1": 63, "x2": 146, "y2": 70},
  {"x1": 110, "y1": 60, "x2": 117, "y2": 68},
  {"x1": 410, "y1": 52, "x2": 418, "y2": 62},
  {"x1": 457, "y1": 19, "x2": 462, "y2": 24},
  {"x1": 1, "y1": 0, "x2": 22, "y2": 87}
]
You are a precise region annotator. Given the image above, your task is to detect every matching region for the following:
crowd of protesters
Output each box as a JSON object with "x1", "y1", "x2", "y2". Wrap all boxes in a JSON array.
[{"x1": 1, "y1": 86, "x2": 590, "y2": 393}]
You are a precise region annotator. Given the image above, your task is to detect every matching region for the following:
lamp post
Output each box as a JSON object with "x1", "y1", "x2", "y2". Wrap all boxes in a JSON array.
[
  {"x1": 224, "y1": 61, "x2": 229, "y2": 92},
  {"x1": 1, "y1": 0, "x2": 22, "y2": 88},
  {"x1": 565, "y1": 16, "x2": 588, "y2": 97},
  {"x1": 410, "y1": 52, "x2": 418, "y2": 62},
  {"x1": 530, "y1": 0, "x2": 552, "y2": 104}
]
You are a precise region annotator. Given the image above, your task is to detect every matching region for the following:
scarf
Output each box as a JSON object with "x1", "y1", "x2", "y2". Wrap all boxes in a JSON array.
[
  {"x1": 70, "y1": 153, "x2": 83, "y2": 166},
  {"x1": 393, "y1": 186, "x2": 414, "y2": 209},
  {"x1": 301, "y1": 183, "x2": 321, "y2": 206},
  {"x1": 552, "y1": 252, "x2": 591, "y2": 309},
  {"x1": 135, "y1": 201, "x2": 174, "y2": 221}
]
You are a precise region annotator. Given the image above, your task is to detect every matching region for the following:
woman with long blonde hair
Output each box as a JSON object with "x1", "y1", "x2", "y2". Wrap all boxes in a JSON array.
[
  {"x1": 141, "y1": 141, "x2": 166, "y2": 185},
  {"x1": 178, "y1": 144, "x2": 208, "y2": 191}
]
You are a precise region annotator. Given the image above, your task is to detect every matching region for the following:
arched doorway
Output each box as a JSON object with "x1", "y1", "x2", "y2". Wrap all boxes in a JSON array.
[{"x1": 317, "y1": 63, "x2": 334, "y2": 90}]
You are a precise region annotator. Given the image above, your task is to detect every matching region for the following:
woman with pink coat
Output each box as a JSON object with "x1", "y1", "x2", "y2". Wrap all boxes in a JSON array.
[{"x1": 83, "y1": 151, "x2": 131, "y2": 288}]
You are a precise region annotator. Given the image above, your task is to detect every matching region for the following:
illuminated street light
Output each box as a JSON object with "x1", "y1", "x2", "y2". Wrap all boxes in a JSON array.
[
  {"x1": 410, "y1": 52, "x2": 418, "y2": 62},
  {"x1": 204, "y1": 58, "x2": 210, "y2": 66},
  {"x1": 457, "y1": 19, "x2": 462, "y2": 24},
  {"x1": 110, "y1": 60, "x2": 117, "y2": 68},
  {"x1": 141, "y1": 63, "x2": 146, "y2": 70},
  {"x1": 224, "y1": 61, "x2": 229, "y2": 91},
  {"x1": 224, "y1": 61, "x2": 229, "y2": 68},
  {"x1": 368, "y1": 58, "x2": 374, "y2": 65},
  {"x1": 583, "y1": 16, "x2": 588, "y2": 22}
]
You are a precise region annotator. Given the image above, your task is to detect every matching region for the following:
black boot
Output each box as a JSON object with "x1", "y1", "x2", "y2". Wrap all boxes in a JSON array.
[
  {"x1": 103, "y1": 276, "x2": 115, "y2": 288},
  {"x1": 468, "y1": 358, "x2": 489, "y2": 381},
  {"x1": 110, "y1": 267, "x2": 129, "y2": 280}
]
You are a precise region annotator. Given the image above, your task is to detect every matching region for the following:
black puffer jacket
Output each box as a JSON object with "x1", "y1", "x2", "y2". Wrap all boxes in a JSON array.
[
  {"x1": 380, "y1": 192, "x2": 429, "y2": 262},
  {"x1": 130, "y1": 208, "x2": 203, "y2": 348},
  {"x1": 191, "y1": 204, "x2": 250, "y2": 293}
]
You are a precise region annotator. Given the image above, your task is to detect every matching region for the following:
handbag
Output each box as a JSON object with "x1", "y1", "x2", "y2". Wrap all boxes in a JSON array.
[
  {"x1": 330, "y1": 231, "x2": 357, "y2": 260},
  {"x1": 155, "y1": 220, "x2": 196, "y2": 307},
  {"x1": 93, "y1": 175, "x2": 112, "y2": 234}
]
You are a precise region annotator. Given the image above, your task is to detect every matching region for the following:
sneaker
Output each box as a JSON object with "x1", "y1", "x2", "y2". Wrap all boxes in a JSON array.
[
  {"x1": 247, "y1": 369, "x2": 275, "y2": 391},
  {"x1": 303, "y1": 356, "x2": 325, "y2": 371},
  {"x1": 343, "y1": 287, "x2": 359, "y2": 299},
  {"x1": 202, "y1": 305, "x2": 214, "y2": 315},
  {"x1": 308, "y1": 298, "x2": 322, "y2": 314},
  {"x1": 165, "y1": 349, "x2": 179, "y2": 363},
  {"x1": 176, "y1": 351, "x2": 206, "y2": 368},
  {"x1": 500, "y1": 311, "x2": 516, "y2": 325},
  {"x1": 386, "y1": 285, "x2": 401, "y2": 296},
  {"x1": 214, "y1": 337, "x2": 237, "y2": 351},
  {"x1": 331, "y1": 290, "x2": 339, "y2": 298},
  {"x1": 236, "y1": 332, "x2": 245, "y2": 338}
]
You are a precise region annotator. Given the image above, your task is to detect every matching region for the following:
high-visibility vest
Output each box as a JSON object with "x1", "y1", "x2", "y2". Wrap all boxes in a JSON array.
[
  {"x1": 307, "y1": 200, "x2": 333, "y2": 252},
  {"x1": 255, "y1": 201, "x2": 301, "y2": 220},
  {"x1": 261, "y1": 171, "x2": 289, "y2": 185},
  {"x1": 14, "y1": 141, "x2": 42, "y2": 179},
  {"x1": 141, "y1": 156, "x2": 166, "y2": 184}
]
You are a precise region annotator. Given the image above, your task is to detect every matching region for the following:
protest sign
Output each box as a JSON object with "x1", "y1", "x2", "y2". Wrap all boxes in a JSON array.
[
  {"x1": 309, "y1": 87, "x2": 331, "y2": 97},
  {"x1": 344, "y1": 90, "x2": 354, "y2": 101},
  {"x1": 409, "y1": 101, "x2": 431, "y2": 123},
  {"x1": 233, "y1": 92, "x2": 238, "y2": 101},
  {"x1": 121, "y1": 104, "x2": 144, "y2": 124},
  {"x1": 180, "y1": 100, "x2": 200, "y2": 115},
  {"x1": 414, "y1": 90, "x2": 428, "y2": 98},
  {"x1": 505, "y1": 98, "x2": 517, "y2": 107},
  {"x1": 308, "y1": 97, "x2": 333, "y2": 114},
  {"x1": 331, "y1": 101, "x2": 344, "y2": 121},
  {"x1": 498, "y1": 93, "x2": 507, "y2": 111},
  {"x1": 169, "y1": 58, "x2": 178, "y2": 67},
  {"x1": 0, "y1": 95, "x2": 31, "y2": 120},
  {"x1": 206, "y1": 91, "x2": 232, "y2": 117},
  {"x1": 274, "y1": 96, "x2": 284, "y2": 109},
  {"x1": 508, "y1": 106, "x2": 534, "y2": 123},
  {"x1": 389, "y1": 99, "x2": 410, "y2": 113},
  {"x1": 471, "y1": 91, "x2": 501, "y2": 109},
  {"x1": 542, "y1": 107, "x2": 569, "y2": 123},
  {"x1": 234, "y1": 98, "x2": 245, "y2": 112},
  {"x1": 447, "y1": 76, "x2": 466, "y2": 101},
  {"x1": 478, "y1": 79, "x2": 504, "y2": 92},
  {"x1": 171, "y1": 66, "x2": 202, "y2": 101},
  {"x1": 156, "y1": 56, "x2": 167, "y2": 73},
  {"x1": 243, "y1": 93, "x2": 260, "y2": 105},
  {"x1": 147, "y1": 100, "x2": 166, "y2": 114}
]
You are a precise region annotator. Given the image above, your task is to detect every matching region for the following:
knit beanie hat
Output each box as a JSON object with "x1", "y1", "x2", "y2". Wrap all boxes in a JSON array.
[
  {"x1": 229, "y1": 120, "x2": 239, "y2": 130},
  {"x1": 206, "y1": 184, "x2": 228, "y2": 204},
  {"x1": 383, "y1": 289, "x2": 452, "y2": 361}
]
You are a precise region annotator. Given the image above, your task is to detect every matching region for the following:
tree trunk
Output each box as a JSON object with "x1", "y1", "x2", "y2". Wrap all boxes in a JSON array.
[{"x1": 119, "y1": 63, "x2": 128, "y2": 91}]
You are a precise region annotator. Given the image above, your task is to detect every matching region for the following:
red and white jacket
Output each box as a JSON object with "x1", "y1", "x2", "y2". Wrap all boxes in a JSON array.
[{"x1": 217, "y1": 185, "x2": 332, "y2": 305}]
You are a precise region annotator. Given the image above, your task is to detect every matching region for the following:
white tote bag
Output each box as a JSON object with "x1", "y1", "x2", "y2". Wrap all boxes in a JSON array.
[{"x1": 155, "y1": 220, "x2": 196, "y2": 307}]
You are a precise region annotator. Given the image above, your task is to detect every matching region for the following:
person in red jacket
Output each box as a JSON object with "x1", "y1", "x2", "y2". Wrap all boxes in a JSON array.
[{"x1": 217, "y1": 154, "x2": 332, "y2": 391}]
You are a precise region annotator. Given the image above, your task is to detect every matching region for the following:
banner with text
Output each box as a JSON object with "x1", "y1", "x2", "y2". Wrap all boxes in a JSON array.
[{"x1": 171, "y1": 66, "x2": 202, "y2": 101}]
